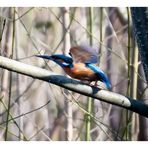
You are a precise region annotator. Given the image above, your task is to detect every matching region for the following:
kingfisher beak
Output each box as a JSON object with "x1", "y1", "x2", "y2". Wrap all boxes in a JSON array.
[{"x1": 35, "y1": 55, "x2": 53, "y2": 60}]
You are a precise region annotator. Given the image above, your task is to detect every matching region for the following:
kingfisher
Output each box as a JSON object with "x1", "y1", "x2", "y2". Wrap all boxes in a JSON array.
[{"x1": 36, "y1": 45, "x2": 111, "y2": 89}]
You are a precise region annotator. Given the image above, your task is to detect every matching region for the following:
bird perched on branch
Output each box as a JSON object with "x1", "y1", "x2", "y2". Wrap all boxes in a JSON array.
[{"x1": 36, "y1": 45, "x2": 111, "y2": 89}]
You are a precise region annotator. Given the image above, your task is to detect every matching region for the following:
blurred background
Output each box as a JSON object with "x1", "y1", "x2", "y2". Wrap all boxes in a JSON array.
[{"x1": 0, "y1": 7, "x2": 147, "y2": 141}]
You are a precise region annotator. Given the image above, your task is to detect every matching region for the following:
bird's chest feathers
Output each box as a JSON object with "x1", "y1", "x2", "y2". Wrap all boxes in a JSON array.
[{"x1": 63, "y1": 63, "x2": 97, "y2": 81}]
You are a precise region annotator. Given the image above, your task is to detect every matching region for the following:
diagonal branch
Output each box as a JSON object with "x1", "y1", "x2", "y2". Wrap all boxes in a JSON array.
[{"x1": 0, "y1": 55, "x2": 148, "y2": 118}]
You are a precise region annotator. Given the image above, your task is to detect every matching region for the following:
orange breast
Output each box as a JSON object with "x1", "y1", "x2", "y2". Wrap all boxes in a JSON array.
[{"x1": 63, "y1": 63, "x2": 97, "y2": 81}]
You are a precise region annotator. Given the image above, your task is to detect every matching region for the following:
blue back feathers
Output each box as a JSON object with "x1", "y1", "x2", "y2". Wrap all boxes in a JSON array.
[
  {"x1": 51, "y1": 54, "x2": 73, "y2": 64},
  {"x1": 86, "y1": 63, "x2": 111, "y2": 89}
]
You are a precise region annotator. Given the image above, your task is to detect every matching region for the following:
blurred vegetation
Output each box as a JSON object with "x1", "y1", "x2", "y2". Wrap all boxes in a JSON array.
[{"x1": 0, "y1": 7, "x2": 147, "y2": 141}]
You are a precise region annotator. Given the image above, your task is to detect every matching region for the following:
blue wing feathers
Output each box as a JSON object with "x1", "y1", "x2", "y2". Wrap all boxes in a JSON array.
[{"x1": 86, "y1": 64, "x2": 111, "y2": 89}]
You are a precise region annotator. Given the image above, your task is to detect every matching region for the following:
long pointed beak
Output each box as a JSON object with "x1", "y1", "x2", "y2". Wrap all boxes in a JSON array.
[{"x1": 35, "y1": 55, "x2": 53, "y2": 60}]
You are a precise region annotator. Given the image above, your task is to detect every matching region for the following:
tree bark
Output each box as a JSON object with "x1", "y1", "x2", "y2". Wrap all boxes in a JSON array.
[{"x1": 130, "y1": 7, "x2": 148, "y2": 83}]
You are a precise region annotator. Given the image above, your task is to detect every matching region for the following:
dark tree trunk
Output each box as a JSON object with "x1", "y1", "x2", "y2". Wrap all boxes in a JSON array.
[
  {"x1": 131, "y1": 7, "x2": 148, "y2": 141},
  {"x1": 130, "y1": 7, "x2": 148, "y2": 83}
]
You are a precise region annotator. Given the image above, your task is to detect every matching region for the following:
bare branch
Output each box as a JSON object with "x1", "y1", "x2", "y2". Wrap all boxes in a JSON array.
[{"x1": 0, "y1": 55, "x2": 148, "y2": 118}]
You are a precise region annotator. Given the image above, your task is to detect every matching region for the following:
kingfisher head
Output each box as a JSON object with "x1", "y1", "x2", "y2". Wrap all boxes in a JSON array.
[{"x1": 36, "y1": 54, "x2": 73, "y2": 68}]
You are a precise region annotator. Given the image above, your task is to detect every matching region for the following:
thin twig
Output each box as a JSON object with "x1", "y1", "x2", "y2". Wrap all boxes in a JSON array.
[{"x1": 0, "y1": 99, "x2": 51, "y2": 126}]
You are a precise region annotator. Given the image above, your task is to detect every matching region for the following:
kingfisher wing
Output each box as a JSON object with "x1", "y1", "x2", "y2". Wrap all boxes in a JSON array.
[
  {"x1": 86, "y1": 64, "x2": 111, "y2": 89},
  {"x1": 69, "y1": 45, "x2": 98, "y2": 64}
]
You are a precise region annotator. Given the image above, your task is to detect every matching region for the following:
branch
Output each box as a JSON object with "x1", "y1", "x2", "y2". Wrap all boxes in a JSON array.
[{"x1": 0, "y1": 56, "x2": 148, "y2": 118}]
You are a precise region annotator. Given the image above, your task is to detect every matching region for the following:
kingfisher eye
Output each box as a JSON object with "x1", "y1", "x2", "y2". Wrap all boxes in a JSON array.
[{"x1": 69, "y1": 52, "x2": 72, "y2": 57}]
